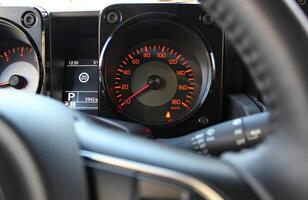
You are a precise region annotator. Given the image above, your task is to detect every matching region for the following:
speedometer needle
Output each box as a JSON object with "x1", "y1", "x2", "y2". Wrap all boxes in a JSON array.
[{"x1": 118, "y1": 83, "x2": 150, "y2": 109}]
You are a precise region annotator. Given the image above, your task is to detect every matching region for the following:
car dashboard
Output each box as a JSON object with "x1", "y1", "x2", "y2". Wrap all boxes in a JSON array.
[{"x1": 0, "y1": 2, "x2": 306, "y2": 139}]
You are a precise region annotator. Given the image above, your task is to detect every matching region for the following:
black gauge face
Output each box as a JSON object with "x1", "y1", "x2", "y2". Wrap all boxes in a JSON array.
[
  {"x1": 105, "y1": 40, "x2": 210, "y2": 126},
  {"x1": 0, "y1": 41, "x2": 40, "y2": 93}
]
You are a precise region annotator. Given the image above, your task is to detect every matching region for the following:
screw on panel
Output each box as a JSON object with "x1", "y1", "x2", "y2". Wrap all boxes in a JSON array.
[
  {"x1": 21, "y1": 11, "x2": 37, "y2": 28},
  {"x1": 197, "y1": 116, "x2": 209, "y2": 127},
  {"x1": 200, "y1": 13, "x2": 214, "y2": 25},
  {"x1": 105, "y1": 10, "x2": 122, "y2": 24}
]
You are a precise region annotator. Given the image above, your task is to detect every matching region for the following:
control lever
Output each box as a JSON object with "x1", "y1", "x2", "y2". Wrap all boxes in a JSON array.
[{"x1": 158, "y1": 112, "x2": 269, "y2": 155}]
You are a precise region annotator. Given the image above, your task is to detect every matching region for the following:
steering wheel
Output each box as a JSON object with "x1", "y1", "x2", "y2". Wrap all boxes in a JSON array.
[{"x1": 0, "y1": 0, "x2": 307, "y2": 199}]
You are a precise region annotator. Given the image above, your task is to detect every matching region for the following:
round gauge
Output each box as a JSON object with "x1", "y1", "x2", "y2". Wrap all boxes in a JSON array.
[
  {"x1": 105, "y1": 40, "x2": 211, "y2": 126},
  {"x1": 0, "y1": 42, "x2": 40, "y2": 93},
  {"x1": 101, "y1": 15, "x2": 214, "y2": 127}
]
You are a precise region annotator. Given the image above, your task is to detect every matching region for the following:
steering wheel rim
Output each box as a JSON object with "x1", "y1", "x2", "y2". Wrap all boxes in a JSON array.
[
  {"x1": 0, "y1": 0, "x2": 307, "y2": 200},
  {"x1": 200, "y1": 0, "x2": 308, "y2": 199}
]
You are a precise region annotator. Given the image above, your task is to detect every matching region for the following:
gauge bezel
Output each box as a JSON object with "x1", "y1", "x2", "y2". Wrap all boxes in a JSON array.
[
  {"x1": 0, "y1": 19, "x2": 44, "y2": 93},
  {"x1": 100, "y1": 13, "x2": 216, "y2": 128}
]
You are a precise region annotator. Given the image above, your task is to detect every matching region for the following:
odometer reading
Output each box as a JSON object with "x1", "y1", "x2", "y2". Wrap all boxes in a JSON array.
[{"x1": 105, "y1": 42, "x2": 208, "y2": 126}]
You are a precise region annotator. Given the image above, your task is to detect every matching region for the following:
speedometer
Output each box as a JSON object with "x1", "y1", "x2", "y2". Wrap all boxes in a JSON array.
[
  {"x1": 104, "y1": 40, "x2": 211, "y2": 126},
  {"x1": 100, "y1": 15, "x2": 215, "y2": 127}
]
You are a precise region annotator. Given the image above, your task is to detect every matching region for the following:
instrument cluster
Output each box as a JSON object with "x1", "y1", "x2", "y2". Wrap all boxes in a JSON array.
[
  {"x1": 0, "y1": 4, "x2": 225, "y2": 138},
  {"x1": 1, "y1": 3, "x2": 305, "y2": 137}
]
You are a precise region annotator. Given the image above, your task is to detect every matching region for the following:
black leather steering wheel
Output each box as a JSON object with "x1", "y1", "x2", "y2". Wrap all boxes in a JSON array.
[
  {"x1": 0, "y1": 0, "x2": 307, "y2": 200},
  {"x1": 201, "y1": 0, "x2": 308, "y2": 199}
]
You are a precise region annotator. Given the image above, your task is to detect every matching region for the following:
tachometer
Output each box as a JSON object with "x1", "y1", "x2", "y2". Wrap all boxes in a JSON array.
[
  {"x1": 104, "y1": 41, "x2": 211, "y2": 126},
  {"x1": 0, "y1": 42, "x2": 40, "y2": 93}
]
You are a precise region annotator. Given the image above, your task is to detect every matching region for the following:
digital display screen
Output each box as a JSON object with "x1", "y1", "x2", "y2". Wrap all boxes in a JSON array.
[{"x1": 63, "y1": 59, "x2": 99, "y2": 115}]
